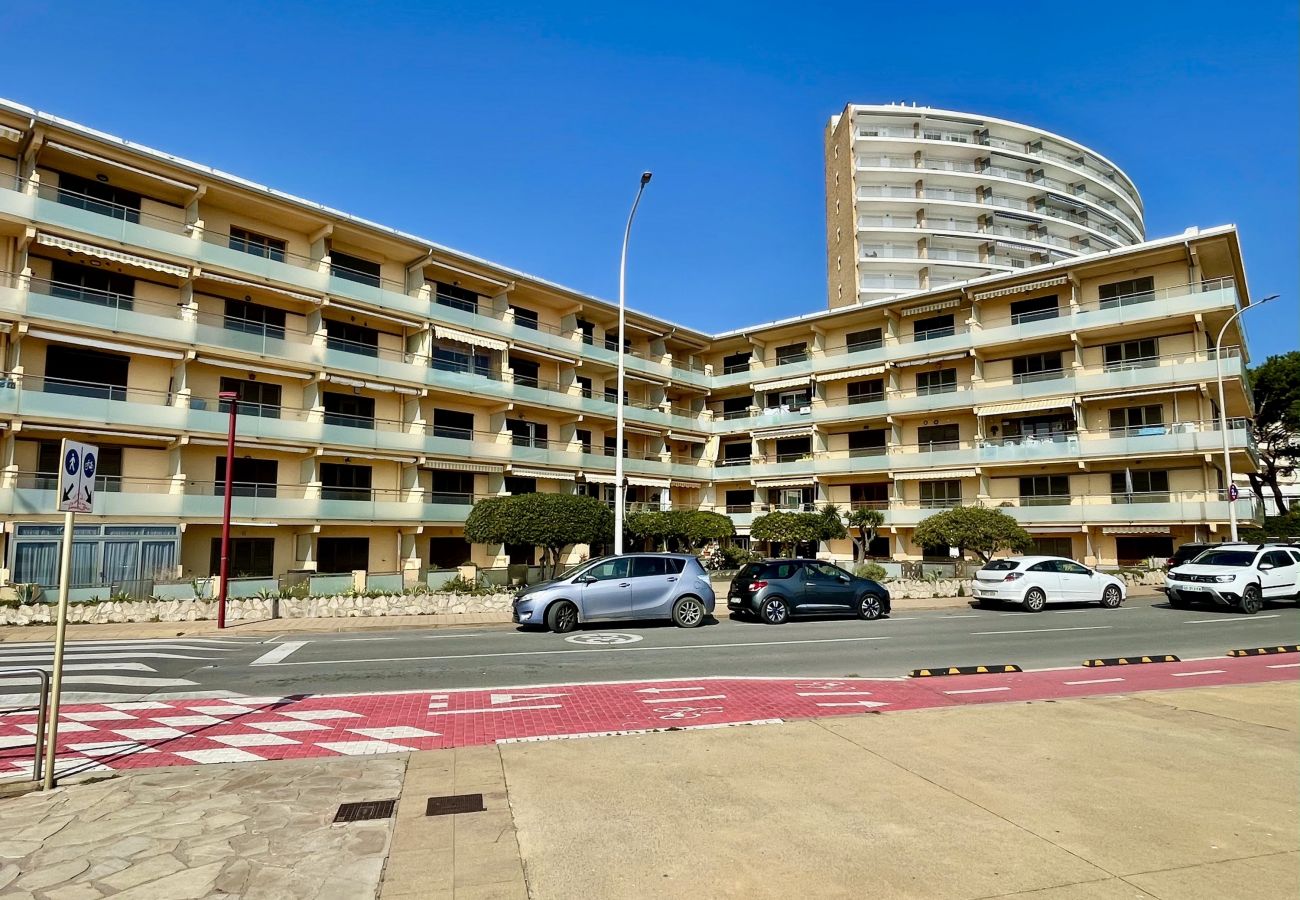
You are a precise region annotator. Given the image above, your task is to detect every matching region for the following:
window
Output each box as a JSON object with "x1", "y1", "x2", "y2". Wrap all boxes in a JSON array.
[
  {"x1": 1109, "y1": 405, "x2": 1165, "y2": 436},
  {"x1": 913, "y1": 313, "x2": 954, "y2": 341},
  {"x1": 330, "y1": 251, "x2": 381, "y2": 288},
  {"x1": 604, "y1": 436, "x2": 628, "y2": 458},
  {"x1": 317, "y1": 537, "x2": 370, "y2": 573},
  {"x1": 1110, "y1": 470, "x2": 1169, "y2": 502},
  {"x1": 219, "y1": 377, "x2": 282, "y2": 419},
  {"x1": 434, "y1": 282, "x2": 478, "y2": 313},
  {"x1": 1019, "y1": 475, "x2": 1070, "y2": 506},
  {"x1": 847, "y1": 378, "x2": 884, "y2": 404},
  {"x1": 48, "y1": 260, "x2": 134, "y2": 310},
  {"x1": 917, "y1": 424, "x2": 959, "y2": 451},
  {"x1": 1115, "y1": 536, "x2": 1174, "y2": 566},
  {"x1": 848, "y1": 429, "x2": 887, "y2": 458},
  {"x1": 846, "y1": 328, "x2": 883, "y2": 353},
  {"x1": 56, "y1": 171, "x2": 141, "y2": 222},
  {"x1": 430, "y1": 471, "x2": 473, "y2": 504},
  {"x1": 631, "y1": 557, "x2": 668, "y2": 578},
  {"x1": 775, "y1": 343, "x2": 808, "y2": 365},
  {"x1": 506, "y1": 419, "x2": 548, "y2": 449},
  {"x1": 323, "y1": 392, "x2": 375, "y2": 429},
  {"x1": 503, "y1": 476, "x2": 537, "y2": 496},
  {"x1": 37, "y1": 442, "x2": 122, "y2": 492},
  {"x1": 209, "y1": 537, "x2": 275, "y2": 578},
  {"x1": 1030, "y1": 537, "x2": 1073, "y2": 557},
  {"x1": 576, "y1": 376, "x2": 592, "y2": 398},
  {"x1": 325, "y1": 320, "x2": 380, "y2": 357},
  {"x1": 320, "y1": 463, "x2": 372, "y2": 502},
  {"x1": 45, "y1": 345, "x2": 129, "y2": 401},
  {"x1": 720, "y1": 441, "x2": 751, "y2": 465},
  {"x1": 429, "y1": 537, "x2": 472, "y2": 569},
  {"x1": 1103, "y1": 338, "x2": 1158, "y2": 371},
  {"x1": 1012, "y1": 351, "x2": 1063, "y2": 383},
  {"x1": 604, "y1": 332, "x2": 631, "y2": 353},
  {"x1": 587, "y1": 558, "x2": 630, "y2": 581},
  {"x1": 774, "y1": 487, "x2": 814, "y2": 510},
  {"x1": 223, "y1": 298, "x2": 287, "y2": 340},
  {"x1": 772, "y1": 388, "x2": 810, "y2": 411},
  {"x1": 850, "y1": 482, "x2": 888, "y2": 509},
  {"x1": 774, "y1": 437, "x2": 811, "y2": 463},
  {"x1": 805, "y1": 562, "x2": 848, "y2": 582},
  {"x1": 576, "y1": 429, "x2": 593, "y2": 454},
  {"x1": 433, "y1": 408, "x2": 474, "y2": 440},
  {"x1": 724, "y1": 489, "x2": 754, "y2": 512},
  {"x1": 510, "y1": 356, "x2": 540, "y2": 388},
  {"x1": 215, "y1": 457, "x2": 278, "y2": 498},
  {"x1": 1000, "y1": 413, "x2": 1075, "y2": 441},
  {"x1": 35, "y1": 441, "x2": 62, "y2": 489},
  {"x1": 509, "y1": 306, "x2": 539, "y2": 330},
  {"x1": 722, "y1": 351, "x2": 752, "y2": 374},
  {"x1": 1263, "y1": 550, "x2": 1295, "y2": 569},
  {"x1": 920, "y1": 479, "x2": 962, "y2": 508},
  {"x1": 576, "y1": 318, "x2": 595, "y2": 345},
  {"x1": 916, "y1": 368, "x2": 957, "y2": 396},
  {"x1": 229, "y1": 226, "x2": 286, "y2": 263},
  {"x1": 1009, "y1": 295, "x2": 1059, "y2": 324},
  {"x1": 431, "y1": 344, "x2": 490, "y2": 377},
  {"x1": 721, "y1": 396, "x2": 752, "y2": 419},
  {"x1": 1098, "y1": 276, "x2": 1155, "y2": 308}
]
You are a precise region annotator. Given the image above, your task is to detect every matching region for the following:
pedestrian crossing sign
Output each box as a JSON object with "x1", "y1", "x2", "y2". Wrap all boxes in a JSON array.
[{"x1": 56, "y1": 439, "x2": 98, "y2": 513}]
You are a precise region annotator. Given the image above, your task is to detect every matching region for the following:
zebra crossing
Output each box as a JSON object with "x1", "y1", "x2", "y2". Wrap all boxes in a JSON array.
[{"x1": 0, "y1": 638, "x2": 252, "y2": 707}]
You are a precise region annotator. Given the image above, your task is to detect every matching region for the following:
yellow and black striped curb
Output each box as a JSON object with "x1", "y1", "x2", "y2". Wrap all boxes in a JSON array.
[
  {"x1": 909, "y1": 664, "x2": 1022, "y2": 677},
  {"x1": 1228, "y1": 645, "x2": 1300, "y2": 657},
  {"x1": 1083, "y1": 655, "x2": 1180, "y2": 667}
]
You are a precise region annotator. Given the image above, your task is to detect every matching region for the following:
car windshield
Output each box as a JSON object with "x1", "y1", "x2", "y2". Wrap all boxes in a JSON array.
[
  {"x1": 981, "y1": 560, "x2": 1021, "y2": 571},
  {"x1": 559, "y1": 557, "x2": 606, "y2": 580},
  {"x1": 1190, "y1": 550, "x2": 1256, "y2": 567},
  {"x1": 736, "y1": 563, "x2": 766, "y2": 581}
]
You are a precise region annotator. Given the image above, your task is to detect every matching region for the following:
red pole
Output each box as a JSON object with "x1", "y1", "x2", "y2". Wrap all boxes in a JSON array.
[{"x1": 217, "y1": 391, "x2": 239, "y2": 629}]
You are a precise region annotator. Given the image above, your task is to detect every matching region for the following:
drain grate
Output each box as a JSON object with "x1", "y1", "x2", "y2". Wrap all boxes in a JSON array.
[
  {"x1": 426, "y1": 793, "x2": 485, "y2": 817},
  {"x1": 334, "y1": 799, "x2": 397, "y2": 823}
]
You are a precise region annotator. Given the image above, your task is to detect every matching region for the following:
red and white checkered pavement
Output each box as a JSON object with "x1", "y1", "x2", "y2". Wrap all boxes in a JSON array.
[{"x1": 2, "y1": 653, "x2": 1294, "y2": 780}]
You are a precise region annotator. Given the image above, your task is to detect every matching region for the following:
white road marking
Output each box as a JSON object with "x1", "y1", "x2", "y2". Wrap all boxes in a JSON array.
[
  {"x1": 1266, "y1": 662, "x2": 1300, "y2": 669},
  {"x1": 0, "y1": 638, "x2": 248, "y2": 649},
  {"x1": 796, "y1": 691, "x2": 874, "y2": 697},
  {"x1": 943, "y1": 687, "x2": 1011, "y2": 695},
  {"x1": 971, "y1": 626, "x2": 1112, "y2": 636},
  {"x1": 489, "y1": 692, "x2": 567, "y2": 705},
  {"x1": 0, "y1": 662, "x2": 154, "y2": 673},
  {"x1": 0, "y1": 652, "x2": 227, "y2": 663},
  {"x1": 428, "y1": 705, "x2": 563, "y2": 716},
  {"x1": 1183, "y1": 615, "x2": 1280, "y2": 624},
  {"x1": 633, "y1": 687, "x2": 707, "y2": 694},
  {"x1": 814, "y1": 700, "x2": 888, "y2": 708},
  {"x1": 1063, "y1": 677, "x2": 1125, "y2": 685},
  {"x1": 1171, "y1": 670, "x2": 1227, "y2": 677},
  {"x1": 642, "y1": 694, "x2": 726, "y2": 704},
  {"x1": 249, "y1": 641, "x2": 307, "y2": 666},
  {"x1": 0, "y1": 674, "x2": 196, "y2": 687},
  {"x1": 1052, "y1": 607, "x2": 1137, "y2": 614},
  {"x1": 944, "y1": 614, "x2": 981, "y2": 619}
]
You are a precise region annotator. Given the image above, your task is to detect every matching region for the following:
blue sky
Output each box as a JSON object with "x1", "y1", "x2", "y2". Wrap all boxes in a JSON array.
[{"x1": 5, "y1": 2, "x2": 1297, "y2": 358}]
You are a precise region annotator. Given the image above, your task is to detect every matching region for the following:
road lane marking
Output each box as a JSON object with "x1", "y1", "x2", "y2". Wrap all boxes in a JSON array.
[
  {"x1": 1267, "y1": 663, "x2": 1300, "y2": 669},
  {"x1": 971, "y1": 626, "x2": 1112, "y2": 636},
  {"x1": 1183, "y1": 615, "x2": 1280, "y2": 624},
  {"x1": 1172, "y1": 669, "x2": 1227, "y2": 677},
  {"x1": 489, "y1": 692, "x2": 567, "y2": 704},
  {"x1": 944, "y1": 614, "x2": 980, "y2": 619},
  {"x1": 943, "y1": 687, "x2": 1011, "y2": 695},
  {"x1": 249, "y1": 641, "x2": 307, "y2": 666},
  {"x1": 796, "y1": 691, "x2": 874, "y2": 697},
  {"x1": 1063, "y1": 677, "x2": 1124, "y2": 685},
  {"x1": 634, "y1": 687, "x2": 706, "y2": 694},
  {"x1": 1052, "y1": 607, "x2": 1137, "y2": 614},
  {"x1": 642, "y1": 695, "x2": 727, "y2": 704},
  {"x1": 429, "y1": 705, "x2": 563, "y2": 716},
  {"x1": 252, "y1": 635, "x2": 892, "y2": 667},
  {"x1": 815, "y1": 700, "x2": 888, "y2": 708}
]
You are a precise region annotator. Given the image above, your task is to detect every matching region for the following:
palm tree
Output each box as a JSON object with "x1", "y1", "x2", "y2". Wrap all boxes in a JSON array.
[{"x1": 846, "y1": 508, "x2": 885, "y2": 564}]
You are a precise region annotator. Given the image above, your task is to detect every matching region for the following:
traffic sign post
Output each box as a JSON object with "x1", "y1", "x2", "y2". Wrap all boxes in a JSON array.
[{"x1": 43, "y1": 439, "x2": 97, "y2": 789}]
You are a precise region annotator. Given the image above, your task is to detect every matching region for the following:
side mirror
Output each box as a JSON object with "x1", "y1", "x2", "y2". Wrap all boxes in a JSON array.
[
  {"x1": 838, "y1": 574, "x2": 850, "y2": 582},
  {"x1": 1259, "y1": 563, "x2": 1274, "y2": 571},
  {"x1": 575, "y1": 574, "x2": 596, "y2": 584}
]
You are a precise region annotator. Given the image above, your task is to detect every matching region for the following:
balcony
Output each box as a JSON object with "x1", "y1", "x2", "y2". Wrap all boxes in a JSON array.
[{"x1": 886, "y1": 493, "x2": 1259, "y2": 528}]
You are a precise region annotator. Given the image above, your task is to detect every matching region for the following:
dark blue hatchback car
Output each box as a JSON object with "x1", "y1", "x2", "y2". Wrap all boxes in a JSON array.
[{"x1": 726, "y1": 558, "x2": 891, "y2": 624}]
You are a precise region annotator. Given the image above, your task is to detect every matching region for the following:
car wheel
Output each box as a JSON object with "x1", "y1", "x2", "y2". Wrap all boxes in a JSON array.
[
  {"x1": 1099, "y1": 585, "x2": 1123, "y2": 609},
  {"x1": 1239, "y1": 584, "x2": 1263, "y2": 615},
  {"x1": 546, "y1": 600, "x2": 579, "y2": 633},
  {"x1": 760, "y1": 597, "x2": 790, "y2": 625},
  {"x1": 856, "y1": 593, "x2": 883, "y2": 620},
  {"x1": 672, "y1": 596, "x2": 706, "y2": 628},
  {"x1": 1023, "y1": 588, "x2": 1047, "y2": 612}
]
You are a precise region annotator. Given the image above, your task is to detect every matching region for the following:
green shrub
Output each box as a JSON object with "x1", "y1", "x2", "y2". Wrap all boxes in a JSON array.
[{"x1": 854, "y1": 562, "x2": 888, "y2": 582}]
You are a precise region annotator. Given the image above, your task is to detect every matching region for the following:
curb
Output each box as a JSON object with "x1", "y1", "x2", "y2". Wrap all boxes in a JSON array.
[
  {"x1": 1227, "y1": 645, "x2": 1300, "y2": 658},
  {"x1": 1083, "y1": 655, "x2": 1180, "y2": 667},
  {"x1": 910, "y1": 665, "x2": 1022, "y2": 677}
]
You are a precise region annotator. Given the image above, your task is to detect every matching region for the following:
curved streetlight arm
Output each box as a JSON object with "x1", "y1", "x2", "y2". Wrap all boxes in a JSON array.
[
  {"x1": 1215, "y1": 293, "x2": 1277, "y2": 540},
  {"x1": 614, "y1": 173, "x2": 652, "y2": 554}
]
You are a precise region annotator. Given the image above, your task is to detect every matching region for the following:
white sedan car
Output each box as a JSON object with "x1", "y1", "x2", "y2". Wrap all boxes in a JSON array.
[{"x1": 971, "y1": 556, "x2": 1127, "y2": 611}]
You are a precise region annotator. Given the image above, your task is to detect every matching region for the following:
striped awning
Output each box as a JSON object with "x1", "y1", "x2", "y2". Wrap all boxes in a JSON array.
[
  {"x1": 753, "y1": 375, "x2": 811, "y2": 392},
  {"x1": 199, "y1": 271, "x2": 320, "y2": 304},
  {"x1": 36, "y1": 233, "x2": 190, "y2": 278},
  {"x1": 1102, "y1": 526, "x2": 1171, "y2": 535},
  {"x1": 433, "y1": 325, "x2": 507, "y2": 352},
  {"x1": 667, "y1": 431, "x2": 707, "y2": 444},
  {"x1": 628, "y1": 476, "x2": 670, "y2": 488},
  {"x1": 509, "y1": 467, "x2": 576, "y2": 481},
  {"x1": 754, "y1": 425, "x2": 815, "y2": 440},
  {"x1": 975, "y1": 397, "x2": 1076, "y2": 417},
  {"x1": 582, "y1": 472, "x2": 619, "y2": 485},
  {"x1": 901, "y1": 298, "x2": 962, "y2": 316},
  {"x1": 894, "y1": 351, "x2": 968, "y2": 367},
  {"x1": 754, "y1": 477, "x2": 817, "y2": 488},
  {"x1": 26, "y1": 328, "x2": 183, "y2": 360},
  {"x1": 894, "y1": 468, "x2": 976, "y2": 481},
  {"x1": 322, "y1": 374, "x2": 418, "y2": 396},
  {"x1": 424, "y1": 459, "x2": 503, "y2": 474},
  {"x1": 815, "y1": 364, "x2": 887, "y2": 383},
  {"x1": 973, "y1": 276, "x2": 1069, "y2": 301},
  {"x1": 1082, "y1": 385, "x2": 1199, "y2": 403}
]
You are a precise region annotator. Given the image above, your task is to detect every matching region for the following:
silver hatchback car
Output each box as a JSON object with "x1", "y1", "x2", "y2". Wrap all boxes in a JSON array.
[{"x1": 511, "y1": 553, "x2": 716, "y2": 632}]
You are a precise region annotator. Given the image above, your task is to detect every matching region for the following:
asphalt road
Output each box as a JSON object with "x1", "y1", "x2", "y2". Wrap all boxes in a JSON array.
[{"x1": 3, "y1": 596, "x2": 1297, "y2": 705}]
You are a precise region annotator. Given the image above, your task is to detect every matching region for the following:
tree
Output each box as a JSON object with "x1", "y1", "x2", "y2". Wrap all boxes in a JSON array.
[
  {"x1": 750, "y1": 511, "x2": 822, "y2": 557},
  {"x1": 913, "y1": 506, "x2": 1032, "y2": 563},
  {"x1": 846, "y1": 507, "x2": 886, "y2": 564},
  {"x1": 465, "y1": 493, "x2": 614, "y2": 577},
  {"x1": 678, "y1": 510, "x2": 735, "y2": 549},
  {"x1": 1247, "y1": 351, "x2": 1300, "y2": 514},
  {"x1": 624, "y1": 510, "x2": 734, "y2": 551},
  {"x1": 815, "y1": 503, "x2": 847, "y2": 543},
  {"x1": 624, "y1": 510, "x2": 674, "y2": 551}
]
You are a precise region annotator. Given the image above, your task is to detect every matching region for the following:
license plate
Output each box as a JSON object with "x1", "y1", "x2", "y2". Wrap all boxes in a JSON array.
[{"x1": 1184, "y1": 584, "x2": 1210, "y2": 592}]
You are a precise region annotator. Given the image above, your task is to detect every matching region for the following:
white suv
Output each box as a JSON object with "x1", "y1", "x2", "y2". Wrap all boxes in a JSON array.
[{"x1": 1165, "y1": 544, "x2": 1300, "y2": 614}]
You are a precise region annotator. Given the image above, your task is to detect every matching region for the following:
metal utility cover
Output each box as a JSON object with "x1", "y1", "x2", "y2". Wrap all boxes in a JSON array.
[
  {"x1": 334, "y1": 799, "x2": 397, "y2": 823},
  {"x1": 426, "y1": 793, "x2": 486, "y2": 817}
]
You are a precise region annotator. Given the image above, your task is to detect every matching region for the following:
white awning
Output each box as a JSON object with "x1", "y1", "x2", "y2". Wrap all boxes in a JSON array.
[
  {"x1": 754, "y1": 477, "x2": 817, "y2": 488},
  {"x1": 1024, "y1": 525, "x2": 1084, "y2": 534},
  {"x1": 423, "y1": 459, "x2": 502, "y2": 474},
  {"x1": 624, "y1": 369, "x2": 669, "y2": 386},
  {"x1": 36, "y1": 232, "x2": 190, "y2": 278},
  {"x1": 46, "y1": 141, "x2": 199, "y2": 193},
  {"x1": 433, "y1": 325, "x2": 507, "y2": 352},
  {"x1": 582, "y1": 472, "x2": 619, "y2": 484},
  {"x1": 894, "y1": 468, "x2": 976, "y2": 481},
  {"x1": 197, "y1": 271, "x2": 321, "y2": 304},
  {"x1": 1102, "y1": 526, "x2": 1171, "y2": 535},
  {"x1": 512, "y1": 346, "x2": 579, "y2": 366},
  {"x1": 194, "y1": 355, "x2": 313, "y2": 380},
  {"x1": 328, "y1": 299, "x2": 423, "y2": 328},
  {"x1": 321, "y1": 374, "x2": 419, "y2": 396},
  {"x1": 510, "y1": 467, "x2": 576, "y2": 481},
  {"x1": 972, "y1": 276, "x2": 1069, "y2": 301},
  {"x1": 1082, "y1": 385, "x2": 1199, "y2": 403},
  {"x1": 815, "y1": 364, "x2": 887, "y2": 383},
  {"x1": 667, "y1": 431, "x2": 707, "y2": 444},
  {"x1": 26, "y1": 328, "x2": 183, "y2": 359},
  {"x1": 0, "y1": 125, "x2": 22, "y2": 142},
  {"x1": 754, "y1": 425, "x2": 815, "y2": 440},
  {"x1": 318, "y1": 450, "x2": 418, "y2": 464},
  {"x1": 753, "y1": 375, "x2": 811, "y2": 392},
  {"x1": 901, "y1": 297, "x2": 962, "y2": 316},
  {"x1": 623, "y1": 424, "x2": 663, "y2": 437},
  {"x1": 894, "y1": 351, "x2": 968, "y2": 367},
  {"x1": 975, "y1": 397, "x2": 1076, "y2": 417},
  {"x1": 628, "y1": 476, "x2": 670, "y2": 488}
]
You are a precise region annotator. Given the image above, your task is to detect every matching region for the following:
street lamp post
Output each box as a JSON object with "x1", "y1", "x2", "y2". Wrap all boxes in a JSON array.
[
  {"x1": 614, "y1": 172, "x2": 652, "y2": 555},
  {"x1": 216, "y1": 390, "x2": 239, "y2": 628},
  {"x1": 1215, "y1": 293, "x2": 1277, "y2": 541}
]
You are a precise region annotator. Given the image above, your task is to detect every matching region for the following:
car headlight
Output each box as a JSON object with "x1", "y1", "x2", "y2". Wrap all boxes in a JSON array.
[{"x1": 1213, "y1": 574, "x2": 1237, "y2": 583}]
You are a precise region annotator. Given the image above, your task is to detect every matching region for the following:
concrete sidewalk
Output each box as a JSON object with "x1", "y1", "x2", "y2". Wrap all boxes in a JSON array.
[{"x1": 0, "y1": 679, "x2": 1291, "y2": 898}]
